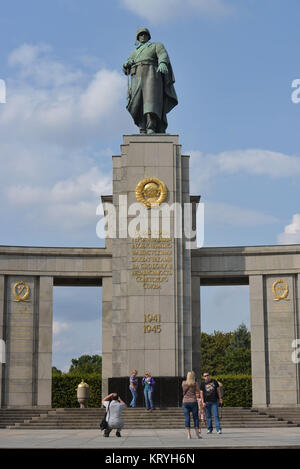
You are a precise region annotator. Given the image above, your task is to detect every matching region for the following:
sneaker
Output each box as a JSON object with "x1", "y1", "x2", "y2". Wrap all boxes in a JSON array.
[
  {"x1": 197, "y1": 435, "x2": 202, "y2": 439},
  {"x1": 116, "y1": 431, "x2": 121, "y2": 437},
  {"x1": 217, "y1": 430, "x2": 222, "y2": 434},
  {"x1": 207, "y1": 430, "x2": 212, "y2": 434}
]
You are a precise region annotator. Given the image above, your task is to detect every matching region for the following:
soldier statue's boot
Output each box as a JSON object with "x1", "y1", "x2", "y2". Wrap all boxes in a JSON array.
[
  {"x1": 146, "y1": 113, "x2": 157, "y2": 134},
  {"x1": 139, "y1": 115, "x2": 147, "y2": 134}
]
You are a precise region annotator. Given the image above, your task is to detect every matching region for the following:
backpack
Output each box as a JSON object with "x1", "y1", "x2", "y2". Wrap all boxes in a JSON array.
[{"x1": 99, "y1": 401, "x2": 110, "y2": 431}]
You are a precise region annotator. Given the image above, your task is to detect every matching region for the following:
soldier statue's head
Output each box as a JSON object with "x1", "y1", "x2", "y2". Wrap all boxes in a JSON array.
[{"x1": 136, "y1": 27, "x2": 151, "y2": 43}]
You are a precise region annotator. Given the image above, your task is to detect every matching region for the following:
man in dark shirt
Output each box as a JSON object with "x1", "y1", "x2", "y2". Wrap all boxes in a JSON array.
[{"x1": 200, "y1": 372, "x2": 223, "y2": 434}]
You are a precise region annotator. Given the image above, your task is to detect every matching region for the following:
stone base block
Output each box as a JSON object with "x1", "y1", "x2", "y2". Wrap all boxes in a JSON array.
[{"x1": 108, "y1": 376, "x2": 186, "y2": 407}]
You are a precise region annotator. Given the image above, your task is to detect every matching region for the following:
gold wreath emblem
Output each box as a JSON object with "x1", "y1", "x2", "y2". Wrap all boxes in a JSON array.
[
  {"x1": 272, "y1": 279, "x2": 289, "y2": 302},
  {"x1": 135, "y1": 177, "x2": 167, "y2": 209},
  {"x1": 13, "y1": 280, "x2": 30, "y2": 302}
]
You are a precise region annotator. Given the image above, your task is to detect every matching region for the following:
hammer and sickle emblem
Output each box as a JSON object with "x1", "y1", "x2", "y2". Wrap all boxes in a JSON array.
[
  {"x1": 135, "y1": 177, "x2": 167, "y2": 209},
  {"x1": 13, "y1": 281, "x2": 30, "y2": 302},
  {"x1": 272, "y1": 279, "x2": 289, "y2": 302}
]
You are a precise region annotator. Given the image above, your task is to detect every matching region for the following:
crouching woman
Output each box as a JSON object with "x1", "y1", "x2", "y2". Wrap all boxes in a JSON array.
[{"x1": 102, "y1": 393, "x2": 127, "y2": 437}]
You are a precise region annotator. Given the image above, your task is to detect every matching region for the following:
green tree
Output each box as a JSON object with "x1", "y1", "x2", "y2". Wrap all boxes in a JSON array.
[
  {"x1": 68, "y1": 354, "x2": 102, "y2": 375},
  {"x1": 52, "y1": 366, "x2": 62, "y2": 377},
  {"x1": 223, "y1": 323, "x2": 251, "y2": 374},
  {"x1": 229, "y1": 323, "x2": 251, "y2": 350},
  {"x1": 201, "y1": 324, "x2": 251, "y2": 376},
  {"x1": 201, "y1": 330, "x2": 233, "y2": 375}
]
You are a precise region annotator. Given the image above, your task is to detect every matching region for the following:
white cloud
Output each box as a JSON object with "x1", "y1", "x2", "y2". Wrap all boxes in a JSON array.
[
  {"x1": 120, "y1": 0, "x2": 233, "y2": 23},
  {"x1": 277, "y1": 214, "x2": 300, "y2": 244},
  {"x1": 6, "y1": 167, "x2": 112, "y2": 231},
  {"x1": 53, "y1": 321, "x2": 71, "y2": 336},
  {"x1": 0, "y1": 43, "x2": 127, "y2": 239},
  {"x1": 190, "y1": 149, "x2": 300, "y2": 193},
  {"x1": 206, "y1": 201, "x2": 279, "y2": 227},
  {"x1": 1, "y1": 44, "x2": 127, "y2": 146},
  {"x1": 215, "y1": 149, "x2": 300, "y2": 178}
]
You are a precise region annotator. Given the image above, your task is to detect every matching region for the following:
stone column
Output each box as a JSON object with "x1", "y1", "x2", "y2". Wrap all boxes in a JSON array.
[
  {"x1": 296, "y1": 274, "x2": 300, "y2": 404},
  {"x1": 102, "y1": 276, "x2": 112, "y2": 399},
  {"x1": 36, "y1": 277, "x2": 53, "y2": 407},
  {"x1": 250, "y1": 274, "x2": 300, "y2": 407},
  {"x1": 3, "y1": 276, "x2": 53, "y2": 408},
  {"x1": 249, "y1": 275, "x2": 268, "y2": 407},
  {"x1": 4, "y1": 276, "x2": 37, "y2": 407},
  {"x1": 0, "y1": 275, "x2": 4, "y2": 407},
  {"x1": 110, "y1": 135, "x2": 193, "y2": 381},
  {"x1": 265, "y1": 275, "x2": 298, "y2": 406},
  {"x1": 191, "y1": 276, "x2": 201, "y2": 379}
]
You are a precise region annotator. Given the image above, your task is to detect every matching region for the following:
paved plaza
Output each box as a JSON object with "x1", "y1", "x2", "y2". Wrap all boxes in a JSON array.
[{"x1": 0, "y1": 427, "x2": 299, "y2": 449}]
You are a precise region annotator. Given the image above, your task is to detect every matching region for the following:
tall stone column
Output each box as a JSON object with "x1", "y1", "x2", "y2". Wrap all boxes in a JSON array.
[
  {"x1": 36, "y1": 276, "x2": 53, "y2": 407},
  {"x1": 265, "y1": 275, "x2": 299, "y2": 406},
  {"x1": 108, "y1": 135, "x2": 193, "y2": 397},
  {"x1": 191, "y1": 276, "x2": 201, "y2": 379},
  {"x1": 0, "y1": 275, "x2": 4, "y2": 407},
  {"x1": 2, "y1": 276, "x2": 53, "y2": 408},
  {"x1": 250, "y1": 274, "x2": 300, "y2": 407},
  {"x1": 249, "y1": 275, "x2": 268, "y2": 407},
  {"x1": 101, "y1": 276, "x2": 112, "y2": 399}
]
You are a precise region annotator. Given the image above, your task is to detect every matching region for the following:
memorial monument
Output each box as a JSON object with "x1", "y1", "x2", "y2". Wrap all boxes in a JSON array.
[{"x1": 0, "y1": 29, "x2": 299, "y2": 409}]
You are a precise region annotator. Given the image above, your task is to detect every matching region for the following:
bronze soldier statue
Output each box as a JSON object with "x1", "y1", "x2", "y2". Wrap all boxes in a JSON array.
[{"x1": 123, "y1": 28, "x2": 178, "y2": 134}]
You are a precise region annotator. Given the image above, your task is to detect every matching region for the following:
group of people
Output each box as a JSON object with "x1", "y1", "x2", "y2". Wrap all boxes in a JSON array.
[
  {"x1": 101, "y1": 370, "x2": 155, "y2": 437},
  {"x1": 182, "y1": 370, "x2": 223, "y2": 439},
  {"x1": 101, "y1": 370, "x2": 222, "y2": 438},
  {"x1": 129, "y1": 370, "x2": 155, "y2": 410}
]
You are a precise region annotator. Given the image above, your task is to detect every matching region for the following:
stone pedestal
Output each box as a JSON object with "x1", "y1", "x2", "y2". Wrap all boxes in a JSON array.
[
  {"x1": 108, "y1": 376, "x2": 185, "y2": 408},
  {"x1": 102, "y1": 134, "x2": 200, "y2": 395}
]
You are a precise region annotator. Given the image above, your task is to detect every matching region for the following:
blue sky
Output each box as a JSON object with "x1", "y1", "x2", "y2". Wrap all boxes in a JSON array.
[{"x1": 1, "y1": 0, "x2": 299, "y2": 370}]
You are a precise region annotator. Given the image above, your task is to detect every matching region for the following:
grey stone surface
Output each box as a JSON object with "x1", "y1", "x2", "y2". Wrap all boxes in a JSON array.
[
  {"x1": 108, "y1": 135, "x2": 193, "y2": 379},
  {"x1": 4, "y1": 276, "x2": 36, "y2": 407},
  {"x1": 249, "y1": 273, "x2": 300, "y2": 407},
  {"x1": 192, "y1": 245, "x2": 300, "y2": 277},
  {"x1": 102, "y1": 277, "x2": 112, "y2": 400},
  {"x1": 0, "y1": 427, "x2": 300, "y2": 449},
  {"x1": 0, "y1": 275, "x2": 4, "y2": 407},
  {"x1": 265, "y1": 275, "x2": 298, "y2": 406},
  {"x1": 249, "y1": 275, "x2": 267, "y2": 407},
  {"x1": 191, "y1": 276, "x2": 201, "y2": 378}
]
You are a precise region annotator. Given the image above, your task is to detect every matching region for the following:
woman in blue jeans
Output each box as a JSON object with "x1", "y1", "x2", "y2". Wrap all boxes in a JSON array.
[
  {"x1": 200, "y1": 372, "x2": 223, "y2": 434},
  {"x1": 129, "y1": 369, "x2": 138, "y2": 407},
  {"x1": 142, "y1": 371, "x2": 155, "y2": 411},
  {"x1": 182, "y1": 371, "x2": 202, "y2": 439}
]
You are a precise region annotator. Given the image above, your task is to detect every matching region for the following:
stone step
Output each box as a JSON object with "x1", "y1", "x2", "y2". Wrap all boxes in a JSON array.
[
  {"x1": 21, "y1": 416, "x2": 284, "y2": 423},
  {"x1": 8, "y1": 421, "x2": 294, "y2": 428},
  {"x1": 2, "y1": 407, "x2": 298, "y2": 429}
]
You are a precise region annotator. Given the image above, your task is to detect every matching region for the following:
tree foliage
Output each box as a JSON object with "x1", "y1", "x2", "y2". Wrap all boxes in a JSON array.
[
  {"x1": 68, "y1": 354, "x2": 102, "y2": 375},
  {"x1": 52, "y1": 366, "x2": 62, "y2": 376},
  {"x1": 52, "y1": 374, "x2": 102, "y2": 408},
  {"x1": 52, "y1": 355, "x2": 102, "y2": 378},
  {"x1": 201, "y1": 323, "x2": 251, "y2": 375}
]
